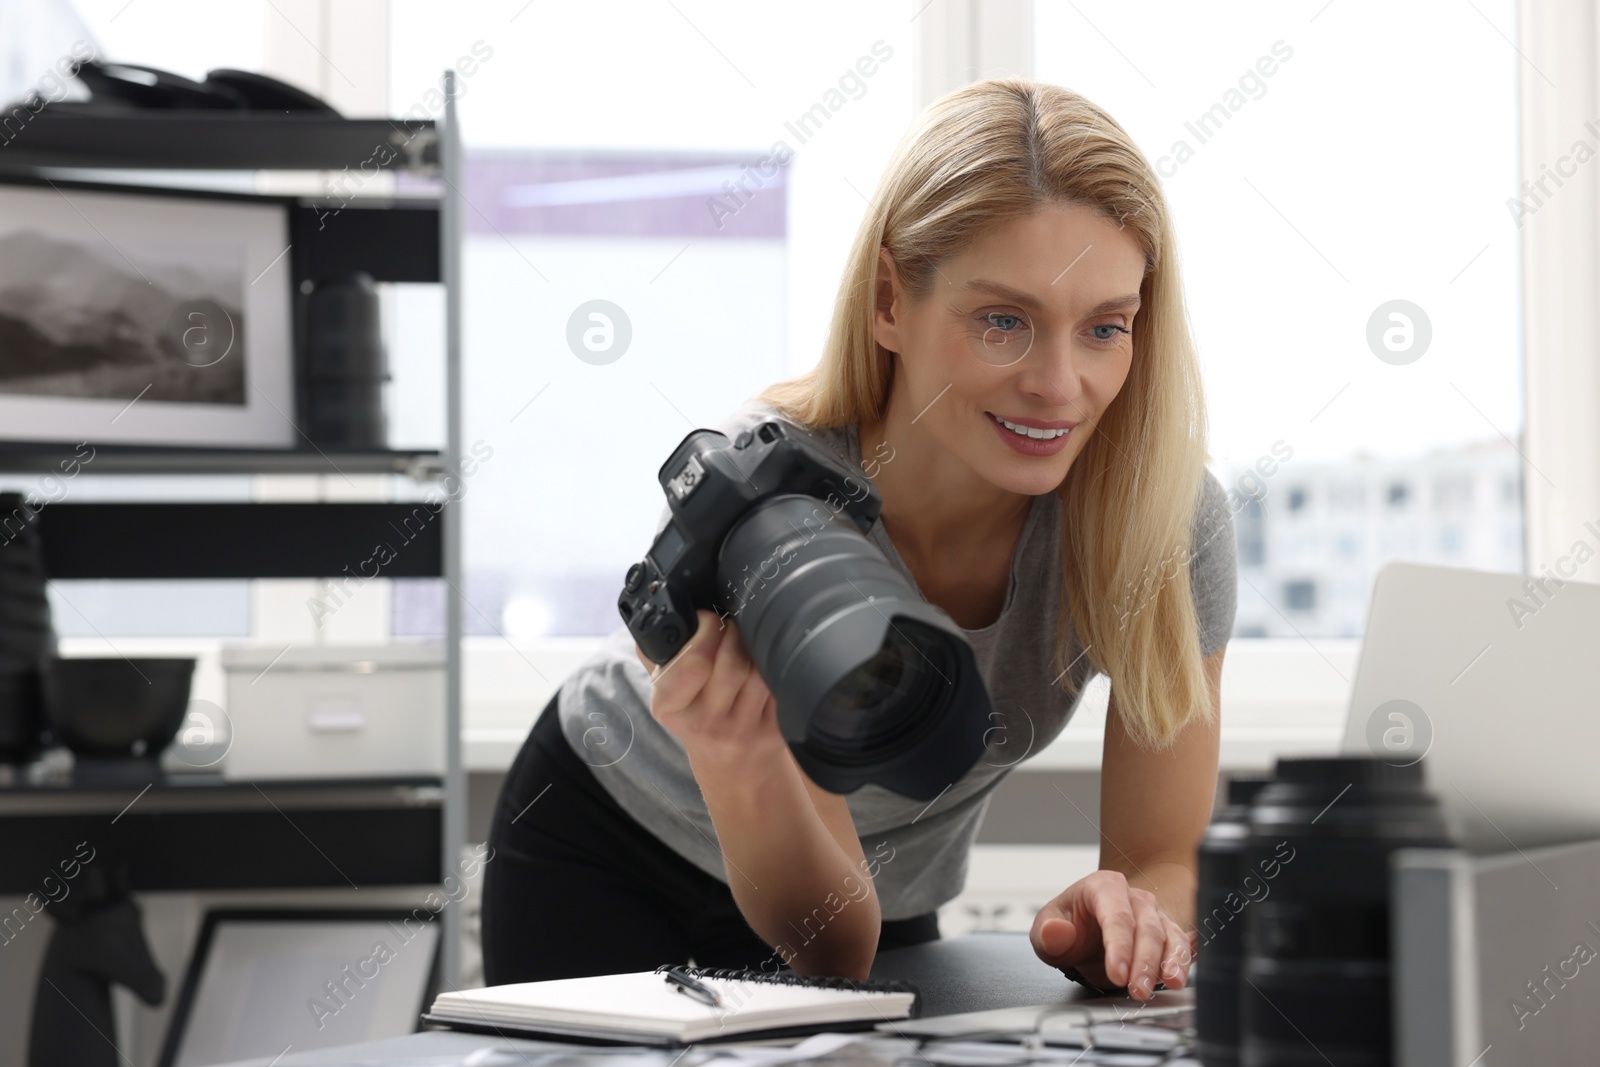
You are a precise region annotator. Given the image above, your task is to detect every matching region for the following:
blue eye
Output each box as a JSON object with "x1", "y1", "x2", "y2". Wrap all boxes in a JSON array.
[
  {"x1": 982, "y1": 312, "x2": 1027, "y2": 332},
  {"x1": 1090, "y1": 324, "x2": 1131, "y2": 344}
]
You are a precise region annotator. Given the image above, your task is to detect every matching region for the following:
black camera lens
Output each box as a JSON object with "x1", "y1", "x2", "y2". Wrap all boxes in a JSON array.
[
  {"x1": 1238, "y1": 756, "x2": 1454, "y2": 1067},
  {"x1": 1194, "y1": 775, "x2": 1273, "y2": 1067},
  {"x1": 807, "y1": 619, "x2": 955, "y2": 762},
  {"x1": 717, "y1": 494, "x2": 989, "y2": 798}
]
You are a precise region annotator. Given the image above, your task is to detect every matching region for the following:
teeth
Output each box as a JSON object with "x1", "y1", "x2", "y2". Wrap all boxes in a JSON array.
[{"x1": 993, "y1": 414, "x2": 1069, "y2": 440}]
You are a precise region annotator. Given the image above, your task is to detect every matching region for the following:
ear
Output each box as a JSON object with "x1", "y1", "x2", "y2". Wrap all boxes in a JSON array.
[{"x1": 872, "y1": 245, "x2": 905, "y2": 355}]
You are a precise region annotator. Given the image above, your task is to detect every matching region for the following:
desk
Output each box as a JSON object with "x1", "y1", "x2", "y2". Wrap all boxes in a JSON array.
[
  {"x1": 209, "y1": 839, "x2": 1600, "y2": 1067},
  {"x1": 206, "y1": 933, "x2": 1181, "y2": 1066}
]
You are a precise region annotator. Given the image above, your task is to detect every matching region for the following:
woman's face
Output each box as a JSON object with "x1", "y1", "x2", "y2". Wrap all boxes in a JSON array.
[{"x1": 873, "y1": 201, "x2": 1148, "y2": 497}]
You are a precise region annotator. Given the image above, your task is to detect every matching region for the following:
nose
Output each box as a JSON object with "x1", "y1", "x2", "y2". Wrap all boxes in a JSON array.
[{"x1": 1015, "y1": 334, "x2": 1088, "y2": 412}]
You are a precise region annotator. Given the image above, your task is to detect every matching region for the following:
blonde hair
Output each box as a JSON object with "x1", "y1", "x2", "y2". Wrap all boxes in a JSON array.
[{"x1": 759, "y1": 77, "x2": 1213, "y2": 750}]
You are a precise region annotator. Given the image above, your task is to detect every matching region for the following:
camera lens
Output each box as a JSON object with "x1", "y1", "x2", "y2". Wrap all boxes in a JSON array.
[
  {"x1": 807, "y1": 619, "x2": 955, "y2": 762},
  {"x1": 1194, "y1": 775, "x2": 1273, "y2": 1067},
  {"x1": 716, "y1": 494, "x2": 990, "y2": 798},
  {"x1": 1238, "y1": 756, "x2": 1454, "y2": 1067}
]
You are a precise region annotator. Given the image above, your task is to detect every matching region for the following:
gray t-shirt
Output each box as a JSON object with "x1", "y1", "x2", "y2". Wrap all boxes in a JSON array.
[{"x1": 558, "y1": 397, "x2": 1238, "y2": 919}]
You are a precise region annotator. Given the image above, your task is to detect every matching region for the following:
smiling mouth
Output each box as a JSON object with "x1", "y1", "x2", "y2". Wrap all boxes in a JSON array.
[{"x1": 986, "y1": 412, "x2": 1073, "y2": 440}]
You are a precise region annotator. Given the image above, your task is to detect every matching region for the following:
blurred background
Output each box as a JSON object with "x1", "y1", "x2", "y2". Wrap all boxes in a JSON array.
[
  {"x1": 3, "y1": 1, "x2": 1592, "y2": 1062},
  {"x1": 4, "y1": 0, "x2": 1527, "y2": 648}
]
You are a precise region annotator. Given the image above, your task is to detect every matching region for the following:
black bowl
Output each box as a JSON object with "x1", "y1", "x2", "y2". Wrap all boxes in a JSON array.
[
  {"x1": 42, "y1": 657, "x2": 196, "y2": 757},
  {"x1": 0, "y1": 662, "x2": 46, "y2": 762}
]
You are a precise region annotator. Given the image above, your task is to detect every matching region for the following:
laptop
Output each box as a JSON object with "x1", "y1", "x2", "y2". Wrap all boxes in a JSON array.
[
  {"x1": 1338, "y1": 559, "x2": 1600, "y2": 851},
  {"x1": 1344, "y1": 561, "x2": 1600, "y2": 1066}
]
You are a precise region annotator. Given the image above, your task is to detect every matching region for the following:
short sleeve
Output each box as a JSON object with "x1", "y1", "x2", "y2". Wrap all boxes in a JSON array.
[{"x1": 1189, "y1": 468, "x2": 1238, "y2": 657}]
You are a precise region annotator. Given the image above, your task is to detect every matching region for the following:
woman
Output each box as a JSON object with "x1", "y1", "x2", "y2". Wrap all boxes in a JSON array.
[{"x1": 482, "y1": 76, "x2": 1236, "y2": 1002}]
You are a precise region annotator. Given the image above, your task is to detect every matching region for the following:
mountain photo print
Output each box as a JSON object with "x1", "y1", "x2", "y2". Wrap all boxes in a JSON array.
[{"x1": 0, "y1": 228, "x2": 247, "y2": 406}]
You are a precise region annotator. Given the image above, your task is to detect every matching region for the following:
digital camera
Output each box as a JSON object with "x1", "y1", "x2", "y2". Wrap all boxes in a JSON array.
[{"x1": 618, "y1": 420, "x2": 993, "y2": 798}]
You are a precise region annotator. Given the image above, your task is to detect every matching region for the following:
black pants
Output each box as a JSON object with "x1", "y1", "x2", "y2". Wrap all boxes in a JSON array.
[{"x1": 480, "y1": 693, "x2": 939, "y2": 984}]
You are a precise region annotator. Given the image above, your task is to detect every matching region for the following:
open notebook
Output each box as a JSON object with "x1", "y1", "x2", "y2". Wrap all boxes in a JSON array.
[{"x1": 424, "y1": 965, "x2": 920, "y2": 1045}]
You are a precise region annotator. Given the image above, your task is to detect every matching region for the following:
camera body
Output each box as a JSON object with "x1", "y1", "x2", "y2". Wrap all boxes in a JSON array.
[{"x1": 620, "y1": 420, "x2": 880, "y2": 665}]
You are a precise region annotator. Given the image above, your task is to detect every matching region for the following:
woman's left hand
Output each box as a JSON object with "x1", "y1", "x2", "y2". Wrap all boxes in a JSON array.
[{"x1": 1028, "y1": 870, "x2": 1197, "y2": 1001}]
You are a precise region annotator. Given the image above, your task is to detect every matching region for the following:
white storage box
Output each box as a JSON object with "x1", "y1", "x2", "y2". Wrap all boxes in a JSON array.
[{"x1": 220, "y1": 643, "x2": 445, "y2": 780}]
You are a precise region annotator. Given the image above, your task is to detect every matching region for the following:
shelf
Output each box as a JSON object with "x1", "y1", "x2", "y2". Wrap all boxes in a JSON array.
[
  {"x1": 0, "y1": 774, "x2": 443, "y2": 804},
  {"x1": 0, "y1": 776, "x2": 442, "y2": 893},
  {"x1": 0, "y1": 104, "x2": 437, "y2": 173},
  {"x1": 0, "y1": 74, "x2": 472, "y2": 981},
  {"x1": 37, "y1": 502, "x2": 446, "y2": 579},
  {"x1": 0, "y1": 443, "x2": 442, "y2": 477}
]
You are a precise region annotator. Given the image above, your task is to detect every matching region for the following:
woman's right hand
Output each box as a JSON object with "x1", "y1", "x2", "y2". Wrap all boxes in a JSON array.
[
  {"x1": 634, "y1": 611, "x2": 881, "y2": 979},
  {"x1": 634, "y1": 610, "x2": 789, "y2": 773}
]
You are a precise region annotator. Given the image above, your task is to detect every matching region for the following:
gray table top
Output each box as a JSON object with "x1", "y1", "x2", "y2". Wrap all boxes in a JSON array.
[
  {"x1": 204, "y1": 933, "x2": 1174, "y2": 1067},
  {"x1": 867, "y1": 930, "x2": 1085, "y2": 1016}
]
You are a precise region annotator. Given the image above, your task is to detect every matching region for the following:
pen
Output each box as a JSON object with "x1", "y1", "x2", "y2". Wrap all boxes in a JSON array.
[{"x1": 663, "y1": 966, "x2": 723, "y2": 1008}]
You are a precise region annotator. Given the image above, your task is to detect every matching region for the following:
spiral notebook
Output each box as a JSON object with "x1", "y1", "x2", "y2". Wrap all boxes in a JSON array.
[{"x1": 423, "y1": 964, "x2": 920, "y2": 1046}]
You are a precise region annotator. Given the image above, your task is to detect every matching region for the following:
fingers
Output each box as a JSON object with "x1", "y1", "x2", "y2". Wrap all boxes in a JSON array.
[
  {"x1": 697, "y1": 614, "x2": 756, "y2": 725},
  {"x1": 1159, "y1": 915, "x2": 1194, "y2": 990},
  {"x1": 1029, "y1": 897, "x2": 1085, "y2": 965},
  {"x1": 726, "y1": 642, "x2": 774, "y2": 724},
  {"x1": 1081, "y1": 873, "x2": 1136, "y2": 988},
  {"x1": 649, "y1": 611, "x2": 771, "y2": 743},
  {"x1": 1123, "y1": 886, "x2": 1168, "y2": 1000},
  {"x1": 1047, "y1": 872, "x2": 1191, "y2": 1002},
  {"x1": 639, "y1": 611, "x2": 784, "y2": 764},
  {"x1": 649, "y1": 610, "x2": 726, "y2": 718},
  {"x1": 1035, "y1": 917, "x2": 1076, "y2": 960}
]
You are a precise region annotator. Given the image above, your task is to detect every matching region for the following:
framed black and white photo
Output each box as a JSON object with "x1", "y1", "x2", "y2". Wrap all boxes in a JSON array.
[{"x1": 0, "y1": 175, "x2": 296, "y2": 449}]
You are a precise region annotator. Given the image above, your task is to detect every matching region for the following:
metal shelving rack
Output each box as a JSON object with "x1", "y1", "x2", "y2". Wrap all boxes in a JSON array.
[{"x1": 0, "y1": 72, "x2": 470, "y2": 984}]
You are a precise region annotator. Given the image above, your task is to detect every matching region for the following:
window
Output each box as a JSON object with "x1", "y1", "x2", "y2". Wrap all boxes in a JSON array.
[
  {"x1": 1235, "y1": 492, "x2": 1265, "y2": 566},
  {"x1": 386, "y1": 1, "x2": 916, "y2": 637},
  {"x1": 1329, "y1": 481, "x2": 1364, "y2": 513},
  {"x1": 1033, "y1": 1, "x2": 1524, "y2": 638},
  {"x1": 1284, "y1": 579, "x2": 1316, "y2": 612},
  {"x1": 1433, "y1": 474, "x2": 1475, "y2": 512}
]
